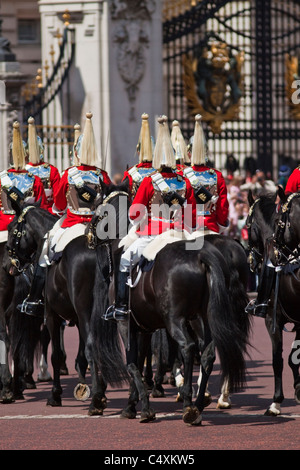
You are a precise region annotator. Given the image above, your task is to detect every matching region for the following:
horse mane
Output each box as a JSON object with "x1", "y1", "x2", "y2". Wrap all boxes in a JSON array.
[{"x1": 257, "y1": 193, "x2": 278, "y2": 227}]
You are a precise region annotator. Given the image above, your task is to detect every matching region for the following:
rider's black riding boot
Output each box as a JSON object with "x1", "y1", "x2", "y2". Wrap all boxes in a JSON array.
[
  {"x1": 17, "y1": 265, "x2": 46, "y2": 318},
  {"x1": 103, "y1": 271, "x2": 129, "y2": 322},
  {"x1": 245, "y1": 264, "x2": 275, "y2": 318}
]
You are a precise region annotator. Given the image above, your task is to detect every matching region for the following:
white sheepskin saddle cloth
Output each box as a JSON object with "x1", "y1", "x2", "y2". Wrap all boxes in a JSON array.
[
  {"x1": 51, "y1": 222, "x2": 87, "y2": 253},
  {"x1": 119, "y1": 225, "x2": 217, "y2": 262}
]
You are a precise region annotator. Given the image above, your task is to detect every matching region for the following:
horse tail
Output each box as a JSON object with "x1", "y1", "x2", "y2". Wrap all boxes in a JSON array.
[
  {"x1": 198, "y1": 249, "x2": 248, "y2": 392},
  {"x1": 89, "y1": 244, "x2": 129, "y2": 387},
  {"x1": 226, "y1": 249, "x2": 252, "y2": 341}
]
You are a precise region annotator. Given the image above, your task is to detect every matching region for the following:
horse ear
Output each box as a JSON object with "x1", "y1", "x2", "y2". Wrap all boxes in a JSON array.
[
  {"x1": 277, "y1": 185, "x2": 287, "y2": 204},
  {"x1": 247, "y1": 190, "x2": 255, "y2": 207}
]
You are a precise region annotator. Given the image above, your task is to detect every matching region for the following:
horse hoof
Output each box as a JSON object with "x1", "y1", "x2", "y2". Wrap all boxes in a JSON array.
[
  {"x1": 88, "y1": 406, "x2": 103, "y2": 416},
  {"x1": 60, "y1": 366, "x2": 69, "y2": 376},
  {"x1": 121, "y1": 408, "x2": 137, "y2": 419},
  {"x1": 73, "y1": 383, "x2": 90, "y2": 401},
  {"x1": 0, "y1": 392, "x2": 15, "y2": 404},
  {"x1": 204, "y1": 392, "x2": 213, "y2": 408},
  {"x1": 294, "y1": 384, "x2": 300, "y2": 404},
  {"x1": 264, "y1": 402, "x2": 281, "y2": 416},
  {"x1": 151, "y1": 387, "x2": 165, "y2": 398},
  {"x1": 47, "y1": 398, "x2": 62, "y2": 407},
  {"x1": 37, "y1": 372, "x2": 52, "y2": 382},
  {"x1": 140, "y1": 408, "x2": 156, "y2": 423},
  {"x1": 183, "y1": 406, "x2": 201, "y2": 425},
  {"x1": 217, "y1": 397, "x2": 231, "y2": 409}
]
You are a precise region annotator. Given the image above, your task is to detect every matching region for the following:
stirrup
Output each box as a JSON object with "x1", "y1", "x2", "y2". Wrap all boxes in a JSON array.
[
  {"x1": 17, "y1": 299, "x2": 44, "y2": 317},
  {"x1": 102, "y1": 305, "x2": 128, "y2": 322},
  {"x1": 245, "y1": 299, "x2": 268, "y2": 318}
]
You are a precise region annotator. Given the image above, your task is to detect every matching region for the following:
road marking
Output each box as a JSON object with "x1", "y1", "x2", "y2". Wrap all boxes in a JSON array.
[{"x1": 0, "y1": 412, "x2": 299, "y2": 420}]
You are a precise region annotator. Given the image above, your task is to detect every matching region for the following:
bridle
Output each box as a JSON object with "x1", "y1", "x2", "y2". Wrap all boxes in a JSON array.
[
  {"x1": 6, "y1": 205, "x2": 37, "y2": 273},
  {"x1": 246, "y1": 197, "x2": 264, "y2": 272},
  {"x1": 273, "y1": 192, "x2": 300, "y2": 265},
  {"x1": 86, "y1": 190, "x2": 129, "y2": 250}
]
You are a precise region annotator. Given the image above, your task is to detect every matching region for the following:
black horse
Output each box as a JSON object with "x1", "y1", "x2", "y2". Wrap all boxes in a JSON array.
[
  {"x1": 0, "y1": 203, "x2": 62, "y2": 401},
  {"x1": 246, "y1": 189, "x2": 300, "y2": 415},
  {"x1": 5, "y1": 188, "x2": 130, "y2": 415},
  {"x1": 91, "y1": 194, "x2": 251, "y2": 425}
]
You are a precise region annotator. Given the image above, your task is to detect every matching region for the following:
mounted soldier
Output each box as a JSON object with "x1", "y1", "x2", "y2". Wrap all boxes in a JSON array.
[
  {"x1": 122, "y1": 112, "x2": 155, "y2": 201},
  {"x1": 18, "y1": 112, "x2": 111, "y2": 317},
  {"x1": 0, "y1": 121, "x2": 47, "y2": 241},
  {"x1": 246, "y1": 163, "x2": 299, "y2": 318},
  {"x1": 25, "y1": 116, "x2": 61, "y2": 215},
  {"x1": 284, "y1": 164, "x2": 300, "y2": 194},
  {"x1": 104, "y1": 115, "x2": 197, "y2": 322},
  {"x1": 182, "y1": 114, "x2": 229, "y2": 234}
]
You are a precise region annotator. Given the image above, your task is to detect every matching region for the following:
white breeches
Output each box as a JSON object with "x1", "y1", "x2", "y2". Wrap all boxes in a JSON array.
[{"x1": 119, "y1": 235, "x2": 155, "y2": 272}]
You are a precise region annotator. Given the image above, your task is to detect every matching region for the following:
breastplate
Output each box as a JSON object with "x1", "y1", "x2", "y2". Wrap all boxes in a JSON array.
[
  {"x1": 1, "y1": 173, "x2": 35, "y2": 214},
  {"x1": 67, "y1": 169, "x2": 103, "y2": 215},
  {"x1": 151, "y1": 176, "x2": 186, "y2": 222},
  {"x1": 26, "y1": 164, "x2": 51, "y2": 188},
  {"x1": 193, "y1": 169, "x2": 218, "y2": 215},
  {"x1": 130, "y1": 166, "x2": 155, "y2": 199}
]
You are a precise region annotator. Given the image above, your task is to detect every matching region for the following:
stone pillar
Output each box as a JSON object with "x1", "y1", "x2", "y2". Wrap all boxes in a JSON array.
[{"x1": 38, "y1": 0, "x2": 163, "y2": 177}]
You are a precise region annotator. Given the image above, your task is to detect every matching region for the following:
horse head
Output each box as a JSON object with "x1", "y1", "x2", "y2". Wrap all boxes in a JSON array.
[
  {"x1": 5, "y1": 201, "x2": 56, "y2": 276},
  {"x1": 86, "y1": 181, "x2": 131, "y2": 250},
  {"x1": 273, "y1": 188, "x2": 300, "y2": 263},
  {"x1": 246, "y1": 190, "x2": 278, "y2": 272}
]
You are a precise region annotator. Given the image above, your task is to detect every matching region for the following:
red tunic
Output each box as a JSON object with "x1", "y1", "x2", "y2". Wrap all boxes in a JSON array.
[
  {"x1": 26, "y1": 162, "x2": 61, "y2": 214},
  {"x1": 191, "y1": 165, "x2": 229, "y2": 233},
  {"x1": 129, "y1": 170, "x2": 197, "y2": 236},
  {"x1": 54, "y1": 165, "x2": 112, "y2": 228},
  {"x1": 0, "y1": 169, "x2": 48, "y2": 231},
  {"x1": 122, "y1": 162, "x2": 154, "y2": 197},
  {"x1": 285, "y1": 167, "x2": 300, "y2": 194}
]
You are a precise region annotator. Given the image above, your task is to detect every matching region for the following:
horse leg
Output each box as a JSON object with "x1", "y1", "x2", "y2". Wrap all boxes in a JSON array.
[
  {"x1": 37, "y1": 324, "x2": 52, "y2": 382},
  {"x1": 288, "y1": 328, "x2": 300, "y2": 404},
  {"x1": 193, "y1": 338, "x2": 215, "y2": 418},
  {"x1": 217, "y1": 377, "x2": 231, "y2": 409},
  {"x1": 75, "y1": 333, "x2": 88, "y2": 385},
  {"x1": 85, "y1": 333, "x2": 107, "y2": 416},
  {"x1": 265, "y1": 316, "x2": 284, "y2": 416},
  {"x1": 119, "y1": 323, "x2": 155, "y2": 422},
  {"x1": 0, "y1": 324, "x2": 14, "y2": 403},
  {"x1": 143, "y1": 345, "x2": 154, "y2": 390},
  {"x1": 166, "y1": 319, "x2": 199, "y2": 425},
  {"x1": 59, "y1": 321, "x2": 69, "y2": 375},
  {"x1": 0, "y1": 272, "x2": 14, "y2": 403},
  {"x1": 46, "y1": 313, "x2": 64, "y2": 407}
]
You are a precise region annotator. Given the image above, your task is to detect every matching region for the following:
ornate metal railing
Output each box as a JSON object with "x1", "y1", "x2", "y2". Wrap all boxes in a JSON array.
[
  {"x1": 22, "y1": 26, "x2": 75, "y2": 125},
  {"x1": 162, "y1": 0, "x2": 300, "y2": 177}
]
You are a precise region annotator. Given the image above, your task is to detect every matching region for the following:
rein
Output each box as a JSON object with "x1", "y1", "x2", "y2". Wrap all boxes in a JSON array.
[
  {"x1": 87, "y1": 190, "x2": 129, "y2": 249},
  {"x1": 7, "y1": 205, "x2": 36, "y2": 272}
]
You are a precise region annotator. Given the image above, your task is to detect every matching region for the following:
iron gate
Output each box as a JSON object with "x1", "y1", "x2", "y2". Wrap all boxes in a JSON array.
[{"x1": 163, "y1": 0, "x2": 300, "y2": 179}]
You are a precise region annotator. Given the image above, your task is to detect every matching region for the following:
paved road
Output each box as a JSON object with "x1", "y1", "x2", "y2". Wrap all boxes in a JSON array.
[{"x1": 0, "y1": 314, "x2": 299, "y2": 452}]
